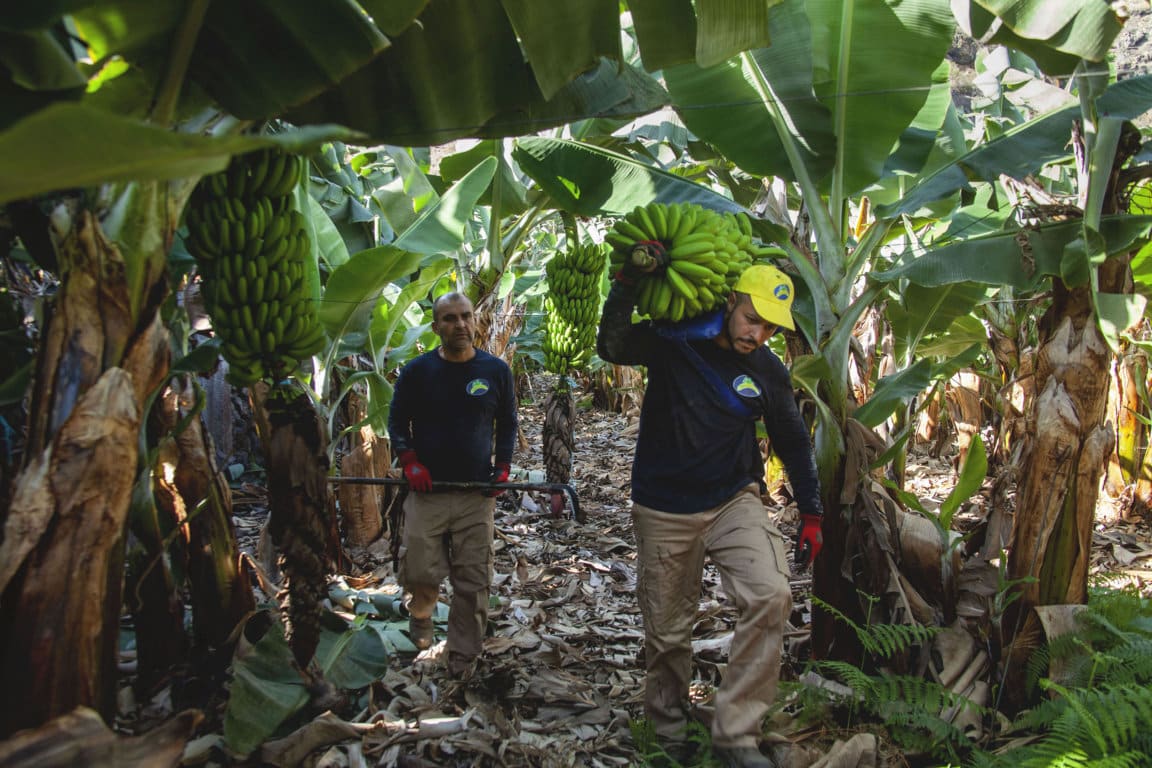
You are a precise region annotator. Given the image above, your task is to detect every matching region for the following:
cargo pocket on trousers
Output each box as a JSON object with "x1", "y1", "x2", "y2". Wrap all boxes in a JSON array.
[{"x1": 764, "y1": 524, "x2": 791, "y2": 580}]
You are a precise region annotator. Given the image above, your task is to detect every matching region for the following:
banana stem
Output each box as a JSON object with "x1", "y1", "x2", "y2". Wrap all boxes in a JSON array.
[
  {"x1": 630, "y1": 242, "x2": 666, "y2": 271},
  {"x1": 630, "y1": 249, "x2": 657, "y2": 270}
]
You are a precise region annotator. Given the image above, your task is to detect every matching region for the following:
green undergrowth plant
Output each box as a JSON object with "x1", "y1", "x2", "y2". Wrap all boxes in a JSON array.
[
  {"x1": 630, "y1": 718, "x2": 716, "y2": 767},
  {"x1": 1023, "y1": 585, "x2": 1152, "y2": 693},
  {"x1": 969, "y1": 586, "x2": 1152, "y2": 768},
  {"x1": 635, "y1": 587, "x2": 1152, "y2": 767},
  {"x1": 812, "y1": 596, "x2": 941, "y2": 660},
  {"x1": 779, "y1": 596, "x2": 987, "y2": 763}
]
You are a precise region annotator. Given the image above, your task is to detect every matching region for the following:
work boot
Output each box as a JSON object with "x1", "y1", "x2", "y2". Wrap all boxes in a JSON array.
[
  {"x1": 712, "y1": 745, "x2": 776, "y2": 768},
  {"x1": 408, "y1": 617, "x2": 433, "y2": 650}
]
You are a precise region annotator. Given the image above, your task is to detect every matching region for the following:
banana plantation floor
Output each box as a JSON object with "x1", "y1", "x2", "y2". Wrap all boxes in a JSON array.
[{"x1": 154, "y1": 386, "x2": 1152, "y2": 768}]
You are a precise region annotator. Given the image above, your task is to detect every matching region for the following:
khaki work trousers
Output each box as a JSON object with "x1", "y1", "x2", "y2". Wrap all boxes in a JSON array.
[
  {"x1": 398, "y1": 490, "x2": 495, "y2": 659},
  {"x1": 632, "y1": 484, "x2": 792, "y2": 749}
]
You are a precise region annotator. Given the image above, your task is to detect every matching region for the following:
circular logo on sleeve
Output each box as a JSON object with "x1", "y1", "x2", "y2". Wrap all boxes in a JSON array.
[
  {"x1": 467, "y1": 378, "x2": 491, "y2": 396},
  {"x1": 732, "y1": 375, "x2": 762, "y2": 398}
]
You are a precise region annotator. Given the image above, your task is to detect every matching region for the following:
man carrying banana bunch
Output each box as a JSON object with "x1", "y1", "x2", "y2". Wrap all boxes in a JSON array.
[{"x1": 598, "y1": 249, "x2": 824, "y2": 768}]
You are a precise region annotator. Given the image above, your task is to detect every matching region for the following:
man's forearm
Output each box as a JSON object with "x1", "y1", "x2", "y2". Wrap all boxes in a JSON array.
[{"x1": 596, "y1": 280, "x2": 644, "y2": 365}]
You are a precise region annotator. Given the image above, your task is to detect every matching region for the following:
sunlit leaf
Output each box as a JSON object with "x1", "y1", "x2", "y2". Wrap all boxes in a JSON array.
[
  {"x1": 878, "y1": 75, "x2": 1152, "y2": 218},
  {"x1": 0, "y1": 105, "x2": 357, "y2": 204},
  {"x1": 873, "y1": 216, "x2": 1152, "y2": 289},
  {"x1": 854, "y1": 359, "x2": 933, "y2": 428},
  {"x1": 319, "y1": 246, "x2": 424, "y2": 340},
  {"x1": 938, "y1": 433, "x2": 987, "y2": 528},
  {"x1": 513, "y1": 137, "x2": 752, "y2": 217},
  {"x1": 502, "y1": 0, "x2": 620, "y2": 99}
]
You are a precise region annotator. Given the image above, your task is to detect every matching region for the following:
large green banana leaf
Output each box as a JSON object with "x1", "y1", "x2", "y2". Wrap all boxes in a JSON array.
[
  {"x1": 438, "y1": 141, "x2": 529, "y2": 216},
  {"x1": 0, "y1": 27, "x2": 86, "y2": 97},
  {"x1": 289, "y1": 54, "x2": 667, "y2": 146},
  {"x1": 955, "y1": 0, "x2": 1121, "y2": 76},
  {"x1": 873, "y1": 215, "x2": 1152, "y2": 289},
  {"x1": 662, "y1": 0, "x2": 833, "y2": 185},
  {"x1": 223, "y1": 613, "x2": 389, "y2": 757},
  {"x1": 511, "y1": 137, "x2": 791, "y2": 244},
  {"x1": 61, "y1": 0, "x2": 395, "y2": 122},
  {"x1": 1, "y1": 1, "x2": 399, "y2": 132},
  {"x1": 0, "y1": 104, "x2": 358, "y2": 205},
  {"x1": 692, "y1": 0, "x2": 781, "y2": 68},
  {"x1": 868, "y1": 67, "x2": 965, "y2": 210},
  {"x1": 318, "y1": 157, "x2": 496, "y2": 341},
  {"x1": 852, "y1": 359, "x2": 934, "y2": 430},
  {"x1": 624, "y1": 0, "x2": 697, "y2": 70},
  {"x1": 501, "y1": 0, "x2": 621, "y2": 99},
  {"x1": 664, "y1": 0, "x2": 954, "y2": 197},
  {"x1": 358, "y1": 0, "x2": 432, "y2": 35},
  {"x1": 470, "y1": 59, "x2": 668, "y2": 142},
  {"x1": 320, "y1": 248, "x2": 423, "y2": 352},
  {"x1": 885, "y1": 281, "x2": 991, "y2": 364},
  {"x1": 367, "y1": 257, "x2": 455, "y2": 357},
  {"x1": 286, "y1": 0, "x2": 774, "y2": 143},
  {"x1": 853, "y1": 342, "x2": 983, "y2": 429},
  {"x1": 281, "y1": 0, "x2": 669, "y2": 144},
  {"x1": 877, "y1": 75, "x2": 1152, "y2": 219},
  {"x1": 0, "y1": 2, "x2": 663, "y2": 162}
]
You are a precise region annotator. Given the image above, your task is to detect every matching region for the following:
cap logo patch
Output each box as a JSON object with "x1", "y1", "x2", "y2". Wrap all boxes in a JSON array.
[
  {"x1": 773, "y1": 283, "x2": 790, "y2": 301},
  {"x1": 732, "y1": 375, "x2": 762, "y2": 398},
  {"x1": 467, "y1": 378, "x2": 490, "y2": 396}
]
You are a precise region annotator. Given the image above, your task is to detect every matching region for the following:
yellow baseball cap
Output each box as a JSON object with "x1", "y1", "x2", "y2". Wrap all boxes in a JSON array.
[{"x1": 733, "y1": 264, "x2": 796, "y2": 330}]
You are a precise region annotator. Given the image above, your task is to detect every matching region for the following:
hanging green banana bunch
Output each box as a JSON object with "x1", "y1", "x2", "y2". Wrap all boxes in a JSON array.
[
  {"x1": 184, "y1": 147, "x2": 327, "y2": 386},
  {"x1": 542, "y1": 242, "x2": 607, "y2": 374},
  {"x1": 605, "y1": 202, "x2": 783, "y2": 322}
]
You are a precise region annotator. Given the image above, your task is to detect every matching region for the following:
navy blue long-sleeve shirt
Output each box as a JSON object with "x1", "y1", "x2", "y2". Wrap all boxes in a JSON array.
[
  {"x1": 388, "y1": 348, "x2": 517, "y2": 483},
  {"x1": 597, "y1": 280, "x2": 822, "y2": 516}
]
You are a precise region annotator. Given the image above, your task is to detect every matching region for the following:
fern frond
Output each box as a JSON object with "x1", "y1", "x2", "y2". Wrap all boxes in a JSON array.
[
  {"x1": 866, "y1": 622, "x2": 940, "y2": 659},
  {"x1": 812, "y1": 660, "x2": 875, "y2": 703},
  {"x1": 809, "y1": 664, "x2": 986, "y2": 761},
  {"x1": 1003, "y1": 681, "x2": 1152, "y2": 767},
  {"x1": 1012, "y1": 696, "x2": 1075, "y2": 733},
  {"x1": 1095, "y1": 638, "x2": 1152, "y2": 685},
  {"x1": 1044, "y1": 680, "x2": 1108, "y2": 756},
  {"x1": 810, "y1": 595, "x2": 938, "y2": 660},
  {"x1": 1085, "y1": 586, "x2": 1152, "y2": 635}
]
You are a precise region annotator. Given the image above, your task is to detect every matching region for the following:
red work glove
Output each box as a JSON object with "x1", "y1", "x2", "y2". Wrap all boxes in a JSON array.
[
  {"x1": 399, "y1": 450, "x2": 432, "y2": 493},
  {"x1": 484, "y1": 462, "x2": 511, "y2": 497},
  {"x1": 795, "y1": 514, "x2": 823, "y2": 566}
]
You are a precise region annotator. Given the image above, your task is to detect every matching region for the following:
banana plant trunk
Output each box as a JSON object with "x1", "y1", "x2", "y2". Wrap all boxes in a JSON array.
[
  {"x1": 1002, "y1": 281, "x2": 1115, "y2": 705},
  {"x1": 1002, "y1": 117, "x2": 1140, "y2": 702},
  {"x1": 0, "y1": 206, "x2": 171, "y2": 735}
]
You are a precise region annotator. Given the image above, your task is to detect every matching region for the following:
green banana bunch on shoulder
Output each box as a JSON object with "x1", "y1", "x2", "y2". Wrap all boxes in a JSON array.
[{"x1": 605, "y1": 202, "x2": 779, "y2": 322}]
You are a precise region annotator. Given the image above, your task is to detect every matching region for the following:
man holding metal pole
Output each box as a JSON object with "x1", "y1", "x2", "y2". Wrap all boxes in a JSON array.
[{"x1": 387, "y1": 291, "x2": 518, "y2": 679}]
